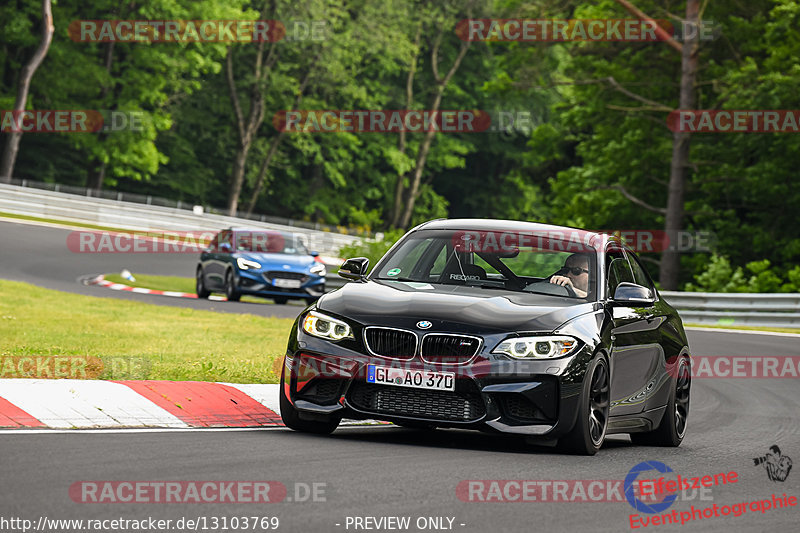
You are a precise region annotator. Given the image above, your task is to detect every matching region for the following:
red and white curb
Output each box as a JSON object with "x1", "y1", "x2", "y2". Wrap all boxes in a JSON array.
[
  {"x1": 0, "y1": 380, "x2": 384, "y2": 429},
  {"x1": 89, "y1": 275, "x2": 226, "y2": 301}
]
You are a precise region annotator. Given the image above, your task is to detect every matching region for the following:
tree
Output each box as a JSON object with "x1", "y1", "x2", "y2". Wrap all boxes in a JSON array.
[{"x1": 0, "y1": 0, "x2": 53, "y2": 183}]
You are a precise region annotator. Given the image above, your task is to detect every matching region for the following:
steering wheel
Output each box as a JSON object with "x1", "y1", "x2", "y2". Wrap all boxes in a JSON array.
[{"x1": 524, "y1": 280, "x2": 577, "y2": 297}]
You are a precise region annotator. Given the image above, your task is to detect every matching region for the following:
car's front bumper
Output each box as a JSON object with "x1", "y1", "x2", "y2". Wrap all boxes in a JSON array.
[
  {"x1": 283, "y1": 332, "x2": 595, "y2": 438},
  {"x1": 236, "y1": 270, "x2": 325, "y2": 299}
]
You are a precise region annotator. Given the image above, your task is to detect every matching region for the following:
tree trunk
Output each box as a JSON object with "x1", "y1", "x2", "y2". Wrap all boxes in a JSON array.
[
  {"x1": 0, "y1": 0, "x2": 54, "y2": 183},
  {"x1": 389, "y1": 24, "x2": 422, "y2": 228},
  {"x1": 244, "y1": 133, "x2": 283, "y2": 216},
  {"x1": 227, "y1": 146, "x2": 250, "y2": 216},
  {"x1": 660, "y1": 0, "x2": 699, "y2": 290},
  {"x1": 396, "y1": 34, "x2": 469, "y2": 228},
  {"x1": 243, "y1": 50, "x2": 320, "y2": 216},
  {"x1": 224, "y1": 1, "x2": 279, "y2": 216},
  {"x1": 87, "y1": 161, "x2": 106, "y2": 191}
]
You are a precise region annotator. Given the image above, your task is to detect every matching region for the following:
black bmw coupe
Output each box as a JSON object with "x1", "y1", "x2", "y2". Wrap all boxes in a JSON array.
[{"x1": 279, "y1": 219, "x2": 691, "y2": 455}]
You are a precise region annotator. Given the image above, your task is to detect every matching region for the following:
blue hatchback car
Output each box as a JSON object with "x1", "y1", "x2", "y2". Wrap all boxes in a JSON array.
[{"x1": 196, "y1": 228, "x2": 326, "y2": 304}]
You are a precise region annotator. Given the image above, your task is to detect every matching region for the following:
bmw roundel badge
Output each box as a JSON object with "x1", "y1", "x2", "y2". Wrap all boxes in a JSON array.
[{"x1": 416, "y1": 320, "x2": 432, "y2": 329}]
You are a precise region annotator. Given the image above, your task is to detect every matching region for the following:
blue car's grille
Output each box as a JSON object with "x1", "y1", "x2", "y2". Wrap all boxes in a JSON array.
[{"x1": 263, "y1": 271, "x2": 309, "y2": 282}]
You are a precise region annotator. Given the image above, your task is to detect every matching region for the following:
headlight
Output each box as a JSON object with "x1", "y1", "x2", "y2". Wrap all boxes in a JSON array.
[
  {"x1": 236, "y1": 257, "x2": 262, "y2": 270},
  {"x1": 302, "y1": 311, "x2": 353, "y2": 341},
  {"x1": 310, "y1": 263, "x2": 327, "y2": 276},
  {"x1": 492, "y1": 335, "x2": 580, "y2": 359}
]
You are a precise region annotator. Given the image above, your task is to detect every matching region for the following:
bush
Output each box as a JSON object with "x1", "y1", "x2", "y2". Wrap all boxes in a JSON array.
[
  {"x1": 684, "y1": 254, "x2": 800, "y2": 293},
  {"x1": 336, "y1": 228, "x2": 406, "y2": 272}
]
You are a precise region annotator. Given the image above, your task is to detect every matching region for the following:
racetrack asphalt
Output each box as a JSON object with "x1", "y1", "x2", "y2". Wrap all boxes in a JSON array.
[{"x1": 1, "y1": 218, "x2": 799, "y2": 532}]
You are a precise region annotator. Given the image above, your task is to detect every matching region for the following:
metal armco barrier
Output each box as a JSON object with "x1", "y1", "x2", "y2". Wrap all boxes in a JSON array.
[
  {"x1": 0, "y1": 182, "x2": 360, "y2": 254},
  {"x1": 660, "y1": 291, "x2": 800, "y2": 328}
]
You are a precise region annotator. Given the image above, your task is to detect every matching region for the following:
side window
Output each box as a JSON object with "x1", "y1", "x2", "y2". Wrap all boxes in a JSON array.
[
  {"x1": 429, "y1": 245, "x2": 448, "y2": 277},
  {"x1": 473, "y1": 254, "x2": 503, "y2": 278},
  {"x1": 212, "y1": 231, "x2": 231, "y2": 252},
  {"x1": 606, "y1": 248, "x2": 634, "y2": 297},
  {"x1": 626, "y1": 251, "x2": 653, "y2": 290}
]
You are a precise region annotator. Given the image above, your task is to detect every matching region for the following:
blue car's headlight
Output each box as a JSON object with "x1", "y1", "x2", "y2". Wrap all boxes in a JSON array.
[
  {"x1": 310, "y1": 263, "x2": 326, "y2": 276},
  {"x1": 492, "y1": 335, "x2": 579, "y2": 359},
  {"x1": 302, "y1": 311, "x2": 353, "y2": 341},
  {"x1": 236, "y1": 258, "x2": 262, "y2": 270}
]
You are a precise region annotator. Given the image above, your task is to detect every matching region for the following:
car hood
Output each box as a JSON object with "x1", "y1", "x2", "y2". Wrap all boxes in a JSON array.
[
  {"x1": 236, "y1": 252, "x2": 314, "y2": 269},
  {"x1": 317, "y1": 279, "x2": 598, "y2": 333}
]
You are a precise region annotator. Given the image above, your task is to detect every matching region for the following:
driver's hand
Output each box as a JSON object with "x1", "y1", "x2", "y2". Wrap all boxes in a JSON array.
[
  {"x1": 550, "y1": 275, "x2": 572, "y2": 288},
  {"x1": 549, "y1": 276, "x2": 587, "y2": 298}
]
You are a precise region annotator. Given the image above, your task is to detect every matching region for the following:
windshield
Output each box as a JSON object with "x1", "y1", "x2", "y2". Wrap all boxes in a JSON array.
[
  {"x1": 234, "y1": 230, "x2": 309, "y2": 255},
  {"x1": 372, "y1": 229, "x2": 597, "y2": 300}
]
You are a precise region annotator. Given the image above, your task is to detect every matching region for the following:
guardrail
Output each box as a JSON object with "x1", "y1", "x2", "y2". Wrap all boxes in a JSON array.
[
  {"x1": 319, "y1": 279, "x2": 800, "y2": 329},
  {"x1": 660, "y1": 291, "x2": 800, "y2": 329},
  {"x1": 0, "y1": 182, "x2": 362, "y2": 254}
]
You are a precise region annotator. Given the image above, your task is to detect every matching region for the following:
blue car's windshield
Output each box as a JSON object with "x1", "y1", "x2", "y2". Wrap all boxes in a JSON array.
[
  {"x1": 234, "y1": 231, "x2": 309, "y2": 255},
  {"x1": 372, "y1": 229, "x2": 598, "y2": 300}
]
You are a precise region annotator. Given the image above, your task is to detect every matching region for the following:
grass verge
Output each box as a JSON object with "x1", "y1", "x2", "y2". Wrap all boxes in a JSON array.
[
  {"x1": 0, "y1": 279, "x2": 293, "y2": 383},
  {"x1": 102, "y1": 272, "x2": 274, "y2": 305},
  {"x1": 104, "y1": 273, "x2": 196, "y2": 294}
]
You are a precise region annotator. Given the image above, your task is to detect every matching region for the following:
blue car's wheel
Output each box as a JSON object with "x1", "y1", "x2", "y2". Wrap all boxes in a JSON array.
[
  {"x1": 196, "y1": 267, "x2": 210, "y2": 299},
  {"x1": 225, "y1": 269, "x2": 241, "y2": 302}
]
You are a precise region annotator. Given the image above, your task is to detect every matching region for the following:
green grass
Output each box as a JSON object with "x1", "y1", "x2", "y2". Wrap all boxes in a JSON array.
[
  {"x1": 104, "y1": 273, "x2": 196, "y2": 293},
  {"x1": 102, "y1": 272, "x2": 273, "y2": 304},
  {"x1": 0, "y1": 279, "x2": 294, "y2": 383},
  {"x1": 685, "y1": 323, "x2": 800, "y2": 334}
]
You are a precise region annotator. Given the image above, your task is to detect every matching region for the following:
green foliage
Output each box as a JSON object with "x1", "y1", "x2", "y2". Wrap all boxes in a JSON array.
[
  {"x1": 337, "y1": 228, "x2": 406, "y2": 269},
  {"x1": 685, "y1": 254, "x2": 800, "y2": 293},
  {"x1": 2, "y1": 0, "x2": 799, "y2": 291}
]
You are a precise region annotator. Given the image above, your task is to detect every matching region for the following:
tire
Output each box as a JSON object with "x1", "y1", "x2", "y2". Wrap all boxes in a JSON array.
[
  {"x1": 630, "y1": 356, "x2": 690, "y2": 447},
  {"x1": 561, "y1": 355, "x2": 610, "y2": 455},
  {"x1": 273, "y1": 297, "x2": 288, "y2": 305},
  {"x1": 225, "y1": 269, "x2": 241, "y2": 302},
  {"x1": 279, "y1": 365, "x2": 340, "y2": 434},
  {"x1": 195, "y1": 267, "x2": 210, "y2": 299}
]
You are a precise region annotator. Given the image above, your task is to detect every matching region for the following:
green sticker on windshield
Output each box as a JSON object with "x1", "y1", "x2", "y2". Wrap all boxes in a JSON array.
[{"x1": 387, "y1": 268, "x2": 401, "y2": 277}]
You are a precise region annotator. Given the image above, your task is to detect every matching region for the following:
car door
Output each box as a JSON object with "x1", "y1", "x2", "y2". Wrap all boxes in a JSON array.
[
  {"x1": 204, "y1": 230, "x2": 232, "y2": 289},
  {"x1": 607, "y1": 244, "x2": 662, "y2": 416}
]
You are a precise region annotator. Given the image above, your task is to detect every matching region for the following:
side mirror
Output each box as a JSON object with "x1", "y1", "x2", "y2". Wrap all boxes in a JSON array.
[
  {"x1": 612, "y1": 282, "x2": 655, "y2": 305},
  {"x1": 338, "y1": 257, "x2": 369, "y2": 281},
  {"x1": 219, "y1": 243, "x2": 232, "y2": 253}
]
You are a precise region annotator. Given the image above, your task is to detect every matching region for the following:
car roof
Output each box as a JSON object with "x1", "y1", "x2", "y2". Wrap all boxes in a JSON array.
[{"x1": 412, "y1": 218, "x2": 614, "y2": 249}]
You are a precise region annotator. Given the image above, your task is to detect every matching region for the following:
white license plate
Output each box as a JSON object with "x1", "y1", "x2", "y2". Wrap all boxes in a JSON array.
[
  {"x1": 273, "y1": 278, "x2": 302, "y2": 288},
  {"x1": 366, "y1": 365, "x2": 455, "y2": 391}
]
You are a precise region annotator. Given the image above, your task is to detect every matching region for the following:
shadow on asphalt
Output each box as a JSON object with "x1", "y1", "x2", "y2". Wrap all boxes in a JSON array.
[{"x1": 297, "y1": 425, "x2": 634, "y2": 455}]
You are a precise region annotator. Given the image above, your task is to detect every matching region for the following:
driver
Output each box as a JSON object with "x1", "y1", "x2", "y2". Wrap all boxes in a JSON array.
[{"x1": 549, "y1": 253, "x2": 590, "y2": 298}]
